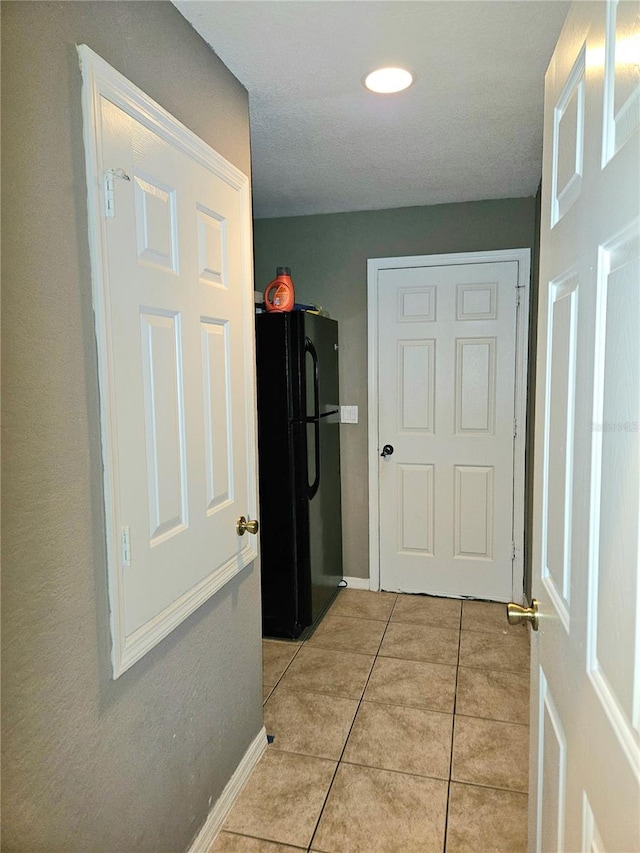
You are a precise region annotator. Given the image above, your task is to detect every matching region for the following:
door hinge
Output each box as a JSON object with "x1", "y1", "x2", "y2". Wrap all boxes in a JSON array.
[
  {"x1": 513, "y1": 417, "x2": 518, "y2": 438},
  {"x1": 512, "y1": 542, "x2": 517, "y2": 561},
  {"x1": 104, "y1": 168, "x2": 131, "y2": 218},
  {"x1": 121, "y1": 525, "x2": 131, "y2": 567}
]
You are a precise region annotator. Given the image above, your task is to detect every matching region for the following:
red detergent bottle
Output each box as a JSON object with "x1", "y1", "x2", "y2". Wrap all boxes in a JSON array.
[{"x1": 264, "y1": 266, "x2": 295, "y2": 313}]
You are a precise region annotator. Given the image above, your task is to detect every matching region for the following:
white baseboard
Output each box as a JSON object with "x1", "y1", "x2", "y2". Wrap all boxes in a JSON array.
[
  {"x1": 342, "y1": 576, "x2": 371, "y2": 590},
  {"x1": 188, "y1": 726, "x2": 268, "y2": 853}
]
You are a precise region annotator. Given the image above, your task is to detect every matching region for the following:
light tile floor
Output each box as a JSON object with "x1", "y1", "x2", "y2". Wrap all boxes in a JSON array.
[{"x1": 211, "y1": 589, "x2": 530, "y2": 853}]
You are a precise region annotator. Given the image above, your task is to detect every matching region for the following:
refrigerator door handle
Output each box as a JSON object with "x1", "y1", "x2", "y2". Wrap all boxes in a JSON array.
[
  {"x1": 308, "y1": 420, "x2": 320, "y2": 499},
  {"x1": 304, "y1": 337, "x2": 321, "y2": 499},
  {"x1": 304, "y1": 337, "x2": 320, "y2": 421}
]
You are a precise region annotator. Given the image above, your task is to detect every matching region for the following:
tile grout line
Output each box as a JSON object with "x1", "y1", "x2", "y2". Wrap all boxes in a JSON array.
[
  {"x1": 263, "y1": 640, "x2": 304, "y2": 703},
  {"x1": 442, "y1": 777, "x2": 530, "y2": 796},
  {"x1": 305, "y1": 593, "x2": 399, "y2": 852},
  {"x1": 442, "y1": 601, "x2": 464, "y2": 853},
  {"x1": 220, "y1": 829, "x2": 307, "y2": 850}
]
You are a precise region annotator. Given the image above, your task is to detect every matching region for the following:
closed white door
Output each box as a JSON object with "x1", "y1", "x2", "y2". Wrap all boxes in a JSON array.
[
  {"x1": 531, "y1": 1, "x2": 639, "y2": 849},
  {"x1": 374, "y1": 254, "x2": 527, "y2": 601},
  {"x1": 81, "y1": 48, "x2": 258, "y2": 674}
]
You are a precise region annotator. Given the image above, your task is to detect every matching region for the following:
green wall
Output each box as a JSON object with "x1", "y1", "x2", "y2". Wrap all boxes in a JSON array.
[
  {"x1": 2, "y1": 3, "x2": 262, "y2": 850},
  {"x1": 254, "y1": 198, "x2": 536, "y2": 580}
]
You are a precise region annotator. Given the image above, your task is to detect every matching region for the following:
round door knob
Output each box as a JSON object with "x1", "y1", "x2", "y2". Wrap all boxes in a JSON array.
[
  {"x1": 236, "y1": 516, "x2": 259, "y2": 536},
  {"x1": 506, "y1": 599, "x2": 539, "y2": 630},
  {"x1": 380, "y1": 444, "x2": 394, "y2": 458}
]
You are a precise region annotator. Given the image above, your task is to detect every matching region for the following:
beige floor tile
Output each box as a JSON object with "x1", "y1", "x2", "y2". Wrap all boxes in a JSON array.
[
  {"x1": 364, "y1": 656, "x2": 457, "y2": 713},
  {"x1": 262, "y1": 640, "x2": 301, "y2": 689},
  {"x1": 209, "y1": 832, "x2": 305, "y2": 852},
  {"x1": 264, "y1": 688, "x2": 359, "y2": 760},
  {"x1": 461, "y1": 599, "x2": 525, "y2": 635},
  {"x1": 391, "y1": 594, "x2": 462, "y2": 629},
  {"x1": 456, "y1": 667, "x2": 529, "y2": 724},
  {"x1": 446, "y1": 782, "x2": 528, "y2": 852},
  {"x1": 329, "y1": 588, "x2": 397, "y2": 621},
  {"x1": 223, "y1": 750, "x2": 336, "y2": 849},
  {"x1": 278, "y1": 646, "x2": 375, "y2": 699},
  {"x1": 313, "y1": 763, "x2": 448, "y2": 853},
  {"x1": 305, "y1": 614, "x2": 387, "y2": 654},
  {"x1": 459, "y1": 628, "x2": 530, "y2": 672},
  {"x1": 452, "y1": 715, "x2": 529, "y2": 792},
  {"x1": 379, "y1": 622, "x2": 459, "y2": 665},
  {"x1": 343, "y1": 701, "x2": 453, "y2": 779}
]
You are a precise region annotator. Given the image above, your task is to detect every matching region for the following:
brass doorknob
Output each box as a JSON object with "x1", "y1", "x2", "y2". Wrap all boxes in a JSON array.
[
  {"x1": 236, "y1": 516, "x2": 259, "y2": 536},
  {"x1": 506, "y1": 599, "x2": 539, "y2": 630}
]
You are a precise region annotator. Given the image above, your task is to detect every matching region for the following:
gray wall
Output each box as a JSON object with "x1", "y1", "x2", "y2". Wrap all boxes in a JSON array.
[
  {"x1": 2, "y1": 3, "x2": 263, "y2": 851},
  {"x1": 254, "y1": 199, "x2": 537, "y2": 580}
]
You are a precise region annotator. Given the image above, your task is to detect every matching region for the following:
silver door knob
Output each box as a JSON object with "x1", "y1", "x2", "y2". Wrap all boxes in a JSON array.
[{"x1": 236, "y1": 516, "x2": 259, "y2": 536}]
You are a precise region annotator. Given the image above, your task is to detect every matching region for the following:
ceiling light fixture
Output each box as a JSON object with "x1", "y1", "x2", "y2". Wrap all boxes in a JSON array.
[{"x1": 364, "y1": 66, "x2": 414, "y2": 94}]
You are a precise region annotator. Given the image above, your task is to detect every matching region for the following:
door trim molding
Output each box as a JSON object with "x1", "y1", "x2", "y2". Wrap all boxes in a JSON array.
[
  {"x1": 78, "y1": 45, "x2": 257, "y2": 676},
  {"x1": 367, "y1": 248, "x2": 531, "y2": 599}
]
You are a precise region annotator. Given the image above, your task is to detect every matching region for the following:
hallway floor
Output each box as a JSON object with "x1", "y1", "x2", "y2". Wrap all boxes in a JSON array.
[{"x1": 211, "y1": 589, "x2": 530, "y2": 853}]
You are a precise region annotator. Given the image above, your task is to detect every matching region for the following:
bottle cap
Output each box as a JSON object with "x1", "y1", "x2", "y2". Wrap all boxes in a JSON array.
[{"x1": 276, "y1": 266, "x2": 291, "y2": 276}]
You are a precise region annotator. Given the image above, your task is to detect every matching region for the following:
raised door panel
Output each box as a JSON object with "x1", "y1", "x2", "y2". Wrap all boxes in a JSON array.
[
  {"x1": 201, "y1": 318, "x2": 233, "y2": 513},
  {"x1": 197, "y1": 204, "x2": 227, "y2": 287},
  {"x1": 455, "y1": 338, "x2": 496, "y2": 435},
  {"x1": 581, "y1": 795, "x2": 606, "y2": 853},
  {"x1": 397, "y1": 464, "x2": 434, "y2": 556},
  {"x1": 454, "y1": 466, "x2": 494, "y2": 560},
  {"x1": 140, "y1": 310, "x2": 188, "y2": 545},
  {"x1": 398, "y1": 340, "x2": 435, "y2": 433},
  {"x1": 542, "y1": 272, "x2": 579, "y2": 627},
  {"x1": 587, "y1": 223, "x2": 639, "y2": 767},
  {"x1": 551, "y1": 46, "x2": 585, "y2": 226},
  {"x1": 134, "y1": 174, "x2": 178, "y2": 273},
  {"x1": 456, "y1": 282, "x2": 498, "y2": 321},
  {"x1": 538, "y1": 671, "x2": 567, "y2": 853},
  {"x1": 602, "y1": 0, "x2": 640, "y2": 164},
  {"x1": 397, "y1": 285, "x2": 436, "y2": 322}
]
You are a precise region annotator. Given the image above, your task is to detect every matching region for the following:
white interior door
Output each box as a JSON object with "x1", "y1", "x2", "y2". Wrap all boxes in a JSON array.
[
  {"x1": 80, "y1": 48, "x2": 258, "y2": 676},
  {"x1": 531, "y1": 2, "x2": 639, "y2": 849},
  {"x1": 372, "y1": 253, "x2": 528, "y2": 601}
]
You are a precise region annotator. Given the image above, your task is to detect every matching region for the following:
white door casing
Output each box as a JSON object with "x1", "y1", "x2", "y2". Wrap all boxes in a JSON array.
[
  {"x1": 79, "y1": 47, "x2": 258, "y2": 677},
  {"x1": 368, "y1": 250, "x2": 530, "y2": 602},
  {"x1": 531, "y1": 2, "x2": 639, "y2": 850}
]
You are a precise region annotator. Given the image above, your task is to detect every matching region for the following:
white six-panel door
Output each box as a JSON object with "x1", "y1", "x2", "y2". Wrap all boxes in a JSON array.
[
  {"x1": 80, "y1": 47, "x2": 258, "y2": 676},
  {"x1": 370, "y1": 252, "x2": 529, "y2": 602},
  {"x1": 531, "y1": 2, "x2": 639, "y2": 849}
]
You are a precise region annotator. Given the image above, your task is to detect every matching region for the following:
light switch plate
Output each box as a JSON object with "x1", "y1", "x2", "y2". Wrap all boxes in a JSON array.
[{"x1": 340, "y1": 405, "x2": 358, "y2": 424}]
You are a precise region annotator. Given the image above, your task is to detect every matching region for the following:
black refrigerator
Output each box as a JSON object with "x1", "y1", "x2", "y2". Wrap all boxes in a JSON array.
[{"x1": 255, "y1": 311, "x2": 343, "y2": 639}]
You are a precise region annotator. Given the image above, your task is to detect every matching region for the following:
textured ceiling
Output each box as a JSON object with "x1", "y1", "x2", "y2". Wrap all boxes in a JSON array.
[{"x1": 174, "y1": 1, "x2": 570, "y2": 219}]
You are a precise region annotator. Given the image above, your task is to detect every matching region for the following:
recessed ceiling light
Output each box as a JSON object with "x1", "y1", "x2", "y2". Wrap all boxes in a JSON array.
[{"x1": 364, "y1": 67, "x2": 414, "y2": 94}]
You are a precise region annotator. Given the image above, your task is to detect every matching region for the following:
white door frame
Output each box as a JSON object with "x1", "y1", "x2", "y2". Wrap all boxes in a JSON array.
[{"x1": 367, "y1": 248, "x2": 531, "y2": 600}]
